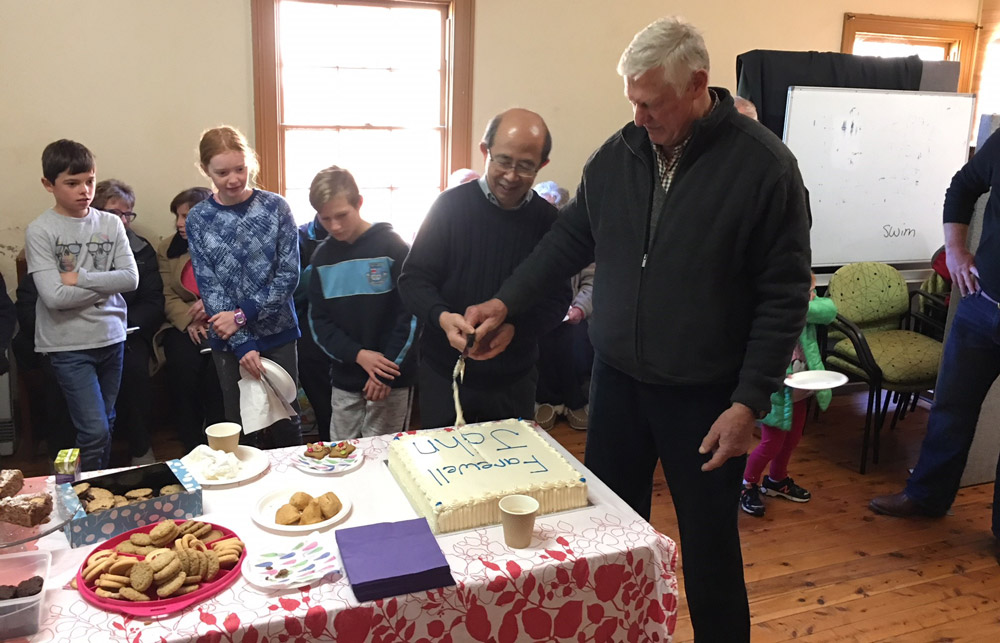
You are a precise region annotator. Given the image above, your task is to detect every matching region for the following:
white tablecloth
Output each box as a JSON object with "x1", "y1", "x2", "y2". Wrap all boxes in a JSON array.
[{"x1": 13, "y1": 431, "x2": 679, "y2": 642}]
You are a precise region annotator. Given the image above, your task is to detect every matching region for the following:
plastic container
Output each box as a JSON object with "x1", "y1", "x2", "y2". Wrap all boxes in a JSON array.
[{"x1": 0, "y1": 550, "x2": 51, "y2": 638}]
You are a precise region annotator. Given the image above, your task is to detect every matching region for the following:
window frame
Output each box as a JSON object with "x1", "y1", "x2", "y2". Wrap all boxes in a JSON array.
[
  {"x1": 250, "y1": 0, "x2": 474, "y2": 193},
  {"x1": 841, "y1": 13, "x2": 978, "y2": 93}
]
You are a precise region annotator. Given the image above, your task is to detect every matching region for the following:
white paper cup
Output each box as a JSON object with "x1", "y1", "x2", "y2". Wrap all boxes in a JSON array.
[
  {"x1": 205, "y1": 422, "x2": 242, "y2": 454},
  {"x1": 499, "y1": 494, "x2": 539, "y2": 549}
]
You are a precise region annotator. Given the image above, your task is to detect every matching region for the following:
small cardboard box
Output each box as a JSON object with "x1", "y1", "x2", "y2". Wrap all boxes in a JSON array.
[{"x1": 56, "y1": 460, "x2": 202, "y2": 548}]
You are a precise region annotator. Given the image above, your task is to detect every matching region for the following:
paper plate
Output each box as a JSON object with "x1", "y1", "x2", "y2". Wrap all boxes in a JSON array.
[
  {"x1": 76, "y1": 520, "x2": 245, "y2": 617},
  {"x1": 292, "y1": 442, "x2": 364, "y2": 475},
  {"x1": 784, "y1": 370, "x2": 849, "y2": 391},
  {"x1": 181, "y1": 445, "x2": 269, "y2": 488},
  {"x1": 251, "y1": 487, "x2": 352, "y2": 534},
  {"x1": 241, "y1": 533, "x2": 342, "y2": 590},
  {"x1": 260, "y1": 357, "x2": 298, "y2": 403}
]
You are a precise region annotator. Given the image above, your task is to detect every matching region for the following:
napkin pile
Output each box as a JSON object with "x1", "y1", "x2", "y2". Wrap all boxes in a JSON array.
[{"x1": 335, "y1": 518, "x2": 455, "y2": 602}]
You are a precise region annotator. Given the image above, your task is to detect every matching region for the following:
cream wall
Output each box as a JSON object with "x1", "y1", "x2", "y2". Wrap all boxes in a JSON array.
[
  {"x1": 0, "y1": 0, "x2": 253, "y2": 290},
  {"x1": 471, "y1": 0, "x2": 981, "y2": 193},
  {"x1": 0, "y1": 0, "x2": 980, "y2": 293}
]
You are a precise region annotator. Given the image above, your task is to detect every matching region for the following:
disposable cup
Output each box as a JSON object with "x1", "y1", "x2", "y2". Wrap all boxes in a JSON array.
[
  {"x1": 499, "y1": 494, "x2": 539, "y2": 549},
  {"x1": 205, "y1": 422, "x2": 242, "y2": 454}
]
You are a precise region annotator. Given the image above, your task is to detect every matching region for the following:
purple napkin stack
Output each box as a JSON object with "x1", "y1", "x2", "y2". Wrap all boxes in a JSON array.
[{"x1": 335, "y1": 518, "x2": 456, "y2": 602}]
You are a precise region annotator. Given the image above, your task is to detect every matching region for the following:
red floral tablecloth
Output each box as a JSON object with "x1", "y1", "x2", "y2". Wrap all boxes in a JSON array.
[{"x1": 15, "y1": 432, "x2": 678, "y2": 642}]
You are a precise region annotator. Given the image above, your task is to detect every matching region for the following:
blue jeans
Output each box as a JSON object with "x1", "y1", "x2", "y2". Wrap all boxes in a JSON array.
[
  {"x1": 47, "y1": 343, "x2": 125, "y2": 471},
  {"x1": 585, "y1": 357, "x2": 749, "y2": 642},
  {"x1": 906, "y1": 292, "x2": 1000, "y2": 538}
]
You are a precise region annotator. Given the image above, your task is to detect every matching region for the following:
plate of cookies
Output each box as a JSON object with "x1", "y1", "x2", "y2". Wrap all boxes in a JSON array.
[
  {"x1": 251, "y1": 488, "x2": 351, "y2": 534},
  {"x1": 292, "y1": 441, "x2": 363, "y2": 475},
  {"x1": 75, "y1": 519, "x2": 246, "y2": 616}
]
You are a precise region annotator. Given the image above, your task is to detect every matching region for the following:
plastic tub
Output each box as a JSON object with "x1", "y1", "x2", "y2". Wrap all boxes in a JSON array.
[{"x1": 0, "y1": 550, "x2": 50, "y2": 638}]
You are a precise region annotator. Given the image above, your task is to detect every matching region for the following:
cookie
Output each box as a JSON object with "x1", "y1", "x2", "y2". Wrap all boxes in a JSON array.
[
  {"x1": 83, "y1": 554, "x2": 116, "y2": 582},
  {"x1": 148, "y1": 550, "x2": 176, "y2": 573},
  {"x1": 204, "y1": 550, "x2": 220, "y2": 582},
  {"x1": 129, "y1": 533, "x2": 153, "y2": 547},
  {"x1": 95, "y1": 588, "x2": 120, "y2": 599},
  {"x1": 303, "y1": 442, "x2": 330, "y2": 460},
  {"x1": 200, "y1": 529, "x2": 224, "y2": 543},
  {"x1": 329, "y1": 441, "x2": 356, "y2": 458},
  {"x1": 150, "y1": 520, "x2": 180, "y2": 547},
  {"x1": 119, "y1": 587, "x2": 150, "y2": 602},
  {"x1": 96, "y1": 577, "x2": 126, "y2": 590},
  {"x1": 159, "y1": 484, "x2": 184, "y2": 496},
  {"x1": 125, "y1": 488, "x2": 153, "y2": 499},
  {"x1": 115, "y1": 541, "x2": 141, "y2": 555},
  {"x1": 153, "y1": 558, "x2": 182, "y2": 582},
  {"x1": 98, "y1": 573, "x2": 131, "y2": 586},
  {"x1": 86, "y1": 497, "x2": 115, "y2": 513},
  {"x1": 217, "y1": 553, "x2": 239, "y2": 568},
  {"x1": 72, "y1": 482, "x2": 91, "y2": 496},
  {"x1": 174, "y1": 583, "x2": 201, "y2": 595},
  {"x1": 88, "y1": 487, "x2": 113, "y2": 499},
  {"x1": 0, "y1": 585, "x2": 16, "y2": 600},
  {"x1": 129, "y1": 562, "x2": 154, "y2": 592},
  {"x1": 156, "y1": 571, "x2": 187, "y2": 598},
  {"x1": 113, "y1": 495, "x2": 130, "y2": 508},
  {"x1": 108, "y1": 558, "x2": 137, "y2": 576}
]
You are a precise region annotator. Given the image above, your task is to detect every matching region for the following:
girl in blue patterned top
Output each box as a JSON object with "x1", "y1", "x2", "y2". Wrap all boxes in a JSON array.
[{"x1": 185, "y1": 125, "x2": 302, "y2": 448}]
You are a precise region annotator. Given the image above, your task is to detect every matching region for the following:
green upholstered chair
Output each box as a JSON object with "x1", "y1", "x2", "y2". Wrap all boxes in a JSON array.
[{"x1": 824, "y1": 262, "x2": 944, "y2": 473}]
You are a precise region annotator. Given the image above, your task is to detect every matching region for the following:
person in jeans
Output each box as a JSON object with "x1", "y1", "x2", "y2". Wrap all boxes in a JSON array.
[
  {"x1": 871, "y1": 128, "x2": 1000, "y2": 560},
  {"x1": 24, "y1": 139, "x2": 138, "y2": 470}
]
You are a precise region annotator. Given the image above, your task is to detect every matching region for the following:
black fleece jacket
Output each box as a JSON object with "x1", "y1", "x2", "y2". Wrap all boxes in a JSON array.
[
  {"x1": 496, "y1": 88, "x2": 812, "y2": 414},
  {"x1": 399, "y1": 182, "x2": 572, "y2": 387}
]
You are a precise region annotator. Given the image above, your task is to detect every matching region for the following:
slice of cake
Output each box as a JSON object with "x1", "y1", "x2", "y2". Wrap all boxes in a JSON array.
[
  {"x1": 0, "y1": 492, "x2": 53, "y2": 527},
  {"x1": 0, "y1": 469, "x2": 25, "y2": 498},
  {"x1": 388, "y1": 419, "x2": 588, "y2": 534}
]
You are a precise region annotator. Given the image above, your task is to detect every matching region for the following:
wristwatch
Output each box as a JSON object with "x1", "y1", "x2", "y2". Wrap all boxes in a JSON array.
[{"x1": 233, "y1": 309, "x2": 246, "y2": 327}]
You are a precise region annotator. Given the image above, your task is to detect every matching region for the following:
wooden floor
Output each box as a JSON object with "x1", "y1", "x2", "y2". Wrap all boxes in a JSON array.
[{"x1": 4, "y1": 390, "x2": 1000, "y2": 640}]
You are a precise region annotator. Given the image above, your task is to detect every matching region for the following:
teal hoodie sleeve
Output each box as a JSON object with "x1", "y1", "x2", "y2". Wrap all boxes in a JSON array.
[{"x1": 806, "y1": 296, "x2": 837, "y2": 325}]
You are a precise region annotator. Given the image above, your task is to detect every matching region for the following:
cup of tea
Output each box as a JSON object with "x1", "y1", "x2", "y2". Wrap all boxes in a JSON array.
[
  {"x1": 205, "y1": 422, "x2": 242, "y2": 454},
  {"x1": 499, "y1": 494, "x2": 539, "y2": 549}
]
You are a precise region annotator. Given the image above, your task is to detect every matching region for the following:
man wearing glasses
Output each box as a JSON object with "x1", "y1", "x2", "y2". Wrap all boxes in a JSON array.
[{"x1": 399, "y1": 108, "x2": 571, "y2": 428}]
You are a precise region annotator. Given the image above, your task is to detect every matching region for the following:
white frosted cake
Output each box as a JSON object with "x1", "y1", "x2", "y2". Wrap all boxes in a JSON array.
[{"x1": 387, "y1": 419, "x2": 589, "y2": 534}]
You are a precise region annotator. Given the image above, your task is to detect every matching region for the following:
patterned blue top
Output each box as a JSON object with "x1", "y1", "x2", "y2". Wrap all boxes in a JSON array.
[{"x1": 186, "y1": 190, "x2": 300, "y2": 358}]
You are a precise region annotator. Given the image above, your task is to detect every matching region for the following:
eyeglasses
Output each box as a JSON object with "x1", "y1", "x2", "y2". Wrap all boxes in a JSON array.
[
  {"x1": 86, "y1": 241, "x2": 114, "y2": 253},
  {"x1": 487, "y1": 151, "x2": 539, "y2": 178},
  {"x1": 106, "y1": 208, "x2": 137, "y2": 223}
]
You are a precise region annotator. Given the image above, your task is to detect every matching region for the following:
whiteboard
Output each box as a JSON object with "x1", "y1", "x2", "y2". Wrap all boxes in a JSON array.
[{"x1": 782, "y1": 87, "x2": 975, "y2": 266}]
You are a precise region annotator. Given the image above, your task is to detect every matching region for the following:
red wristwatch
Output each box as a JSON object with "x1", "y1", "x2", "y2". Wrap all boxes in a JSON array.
[{"x1": 233, "y1": 309, "x2": 246, "y2": 327}]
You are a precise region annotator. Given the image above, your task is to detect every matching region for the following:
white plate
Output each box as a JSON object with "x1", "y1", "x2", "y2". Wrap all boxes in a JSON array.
[
  {"x1": 251, "y1": 487, "x2": 352, "y2": 534},
  {"x1": 784, "y1": 370, "x2": 849, "y2": 391},
  {"x1": 260, "y1": 357, "x2": 297, "y2": 403},
  {"x1": 240, "y1": 532, "x2": 342, "y2": 590},
  {"x1": 181, "y1": 445, "x2": 270, "y2": 487},
  {"x1": 292, "y1": 442, "x2": 364, "y2": 475}
]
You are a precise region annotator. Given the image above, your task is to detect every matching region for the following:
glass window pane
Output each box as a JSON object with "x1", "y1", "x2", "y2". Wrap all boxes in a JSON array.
[
  {"x1": 283, "y1": 68, "x2": 441, "y2": 127},
  {"x1": 280, "y1": 3, "x2": 441, "y2": 70}
]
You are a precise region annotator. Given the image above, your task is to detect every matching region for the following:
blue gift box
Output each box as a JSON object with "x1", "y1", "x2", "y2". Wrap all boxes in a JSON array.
[{"x1": 56, "y1": 460, "x2": 203, "y2": 548}]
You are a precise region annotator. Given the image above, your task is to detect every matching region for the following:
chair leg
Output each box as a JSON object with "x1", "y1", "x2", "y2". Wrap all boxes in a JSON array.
[
  {"x1": 860, "y1": 383, "x2": 877, "y2": 474},
  {"x1": 910, "y1": 393, "x2": 920, "y2": 412},
  {"x1": 873, "y1": 386, "x2": 886, "y2": 465},
  {"x1": 890, "y1": 392, "x2": 908, "y2": 431}
]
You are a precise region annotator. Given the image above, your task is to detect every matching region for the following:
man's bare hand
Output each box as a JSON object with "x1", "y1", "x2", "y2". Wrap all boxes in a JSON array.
[
  {"x1": 439, "y1": 312, "x2": 476, "y2": 352},
  {"x1": 566, "y1": 306, "x2": 585, "y2": 324},
  {"x1": 946, "y1": 246, "x2": 979, "y2": 297},
  {"x1": 60, "y1": 271, "x2": 78, "y2": 286},
  {"x1": 468, "y1": 323, "x2": 515, "y2": 360},
  {"x1": 464, "y1": 298, "x2": 509, "y2": 340},
  {"x1": 699, "y1": 403, "x2": 756, "y2": 472},
  {"x1": 188, "y1": 298, "x2": 207, "y2": 322}
]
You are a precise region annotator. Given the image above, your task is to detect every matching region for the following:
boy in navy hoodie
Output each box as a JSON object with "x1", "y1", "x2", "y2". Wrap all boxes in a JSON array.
[{"x1": 306, "y1": 166, "x2": 418, "y2": 438}]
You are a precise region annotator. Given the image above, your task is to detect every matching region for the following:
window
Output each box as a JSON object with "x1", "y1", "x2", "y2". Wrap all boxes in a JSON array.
[
  {"x1": 252, "y1": 0, "x2": 473, "y2": 240},
  {"x1": 842, "y1": 13, "x2": 977, "y2": 92}
]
